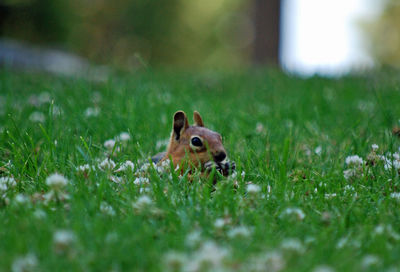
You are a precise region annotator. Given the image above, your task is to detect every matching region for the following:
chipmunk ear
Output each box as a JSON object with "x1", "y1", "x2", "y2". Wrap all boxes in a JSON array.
[
  {"x1": 173, "y1": 111, "x2": 189, "y2": 140},
  {"x1": 193, "y1": 111, "x2": 204, "y2": 127}
]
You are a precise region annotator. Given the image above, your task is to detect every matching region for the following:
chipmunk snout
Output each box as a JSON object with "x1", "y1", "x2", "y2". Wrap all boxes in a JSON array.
[{"x1": 213, "y1": 151, "x2": 226, "y2": 162}]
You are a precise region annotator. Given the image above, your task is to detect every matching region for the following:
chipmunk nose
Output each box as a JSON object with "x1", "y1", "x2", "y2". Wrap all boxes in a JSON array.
[{"x1": 214, "y1": 151, "x2": 226, "y2": 162}]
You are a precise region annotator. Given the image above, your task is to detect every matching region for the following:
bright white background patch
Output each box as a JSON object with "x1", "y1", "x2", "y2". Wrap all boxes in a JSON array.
[{"x1": 280, "y1": 0, "x2": 382, "y2": 76}]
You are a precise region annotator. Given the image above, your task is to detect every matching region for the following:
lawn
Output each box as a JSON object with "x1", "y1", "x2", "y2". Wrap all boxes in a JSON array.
[{"x1": 1, "y1": 69, "x2": 400, "y2": 271}]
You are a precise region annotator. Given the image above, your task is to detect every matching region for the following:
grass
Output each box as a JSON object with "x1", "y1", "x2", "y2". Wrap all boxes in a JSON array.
[{"x1": 0, "y1": 68, "x2": 400, "y2": 271}]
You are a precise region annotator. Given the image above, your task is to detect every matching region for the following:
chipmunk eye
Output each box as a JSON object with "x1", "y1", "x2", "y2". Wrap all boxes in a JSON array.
[{"x1": 191, "y1": 137, "x2": 202, "y2": 147}]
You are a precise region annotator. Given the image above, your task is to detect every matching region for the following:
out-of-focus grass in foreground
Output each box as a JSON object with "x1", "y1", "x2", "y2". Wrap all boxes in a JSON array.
[{"x1": 0, "y1": 69, "x2": 400, "y2": 271}]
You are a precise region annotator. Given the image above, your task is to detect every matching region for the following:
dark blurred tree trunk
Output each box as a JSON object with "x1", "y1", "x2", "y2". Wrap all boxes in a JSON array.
[
  {"x1": 0, "y1": 4, "x2": 10, "y2": 35},
  {"x1": 252, "y1": 0, "x2": 281, "y2": 66}
]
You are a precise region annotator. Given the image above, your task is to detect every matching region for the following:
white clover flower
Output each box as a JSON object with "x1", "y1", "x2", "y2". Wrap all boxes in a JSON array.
[
  {"x1": 345, "y1": 155, "x2": 364, "y2": 166},
  {"x1": 312, "y1": 265, "x2": 335, "y2": 272},
  {"x1": 361, "y1": 255, "x2": 380, "y2": 269},
  {"x1": 84, "y1": 107, "x2": 100, "y2": 117},
  {"x1": 28, "y1": 94, "x2": 40, "y2": 107},
  {"x1": 390, "y1": 192, "x2": 400, "y2": 199},
  {"x1": 315, "y1": 146, "x2": 322, "y2": 155},
  {"x1": 256, "y1": 122, "x2": 265, "y2": 134},
  {"x1": 76, "y1": 164, "x2": 96, "y2": 173},
  {"x1": 53, "y1": 230, "x2": 76, "y2": 254},
  {"x1": 139, "y1": 187, "x2": 151, "y2": 194},
  {"x1": 214, "y1": 218, "x2": 227, "y2": 229},
  {"x1": 118, "y1": 132, "x2": 131, "y2": 142},
  {"x1": 384, "y1": 156, "x2": 400, "y2": 171},
  {"x1": 374, "y1": 224, "x2": 385, "y2": 235},
  {"x1": 267, "y1": 184, "x2": 272, "y2": 194},
  {"x1": 14, "y1": 194, "x2": 29, "y2": 204},
  {"x1": 357, "y1": 100, "x2": 374, "y2": 112},
  {"x1": 185, "y1": 230, "x2": 203, "y2": 248},
  {"x1": 336, "y1": 236, "x2": 348, "y2": 249},
  {"x1": 335, "y1": 235, "x2": 361, "y2": 249},
  {"x1": 133, "y1": 177, "x2": 150, "y2": 185},
  {"x1": 371, "y1": 144, "x2": 379, "y2": 151},
  {"x1": 230, "y1": 171, "x2": 238, "y2": 180},
  {"x1": 98, "y1": 158, "x2": 116, "y2": 171},
  {"x1": 386, "y1": 225, "x2": 400, "y2": 240},
  {"x1": 227, "y1": 226, "x2": 251, "y2": 238},
  {"x1": 46, "y1": 173, "x2": 68, "y2": 190},
  {"x1": 324, "y1": 193, "x2": 337, "y2": 199},
  {"x1": 280, "y1": 238, "x2": 305, "y2": 254},
  {"x1": 44, "y1": 185, "x2": 69, "y2": 204},
  {"x1": 155, "y1": 166, "x2": 166, "y2": 174},
  {"x1": 155, "y1": 159, "x2": 171, "y2": 173},
  {"x1": 373, "y1": 224, "x2": 400, "y2": 241},
  {"x1": 116, "y1": 160, "x2": 135, "y2": 172},
  {"x1": 0, "y1": 176, "x2": 16, "y2": 192},
  {"x1": 109, "y1": 175, "x2": 122, "y2": 184},
  {"x1": 76, "y1": 164, "x2": 91, "y2": 173},
  {"x1": 11, "y1": 253, "x2": 38, "y2": 272},
  {"x1": 343, "y1": 169, "x2": 359, "y2": 180},
  {"x1": 100, "y1": 202, "x2": 116, "y2": 216},
  {"x1": 44, "y1": 174, "x2": 69, "y2": 203},
  {"x1": 281, "y1": 207, "x2": 305, "y2": 221},
  {"x1": 162, "y1": 159, "x2": 171, "y2": 167},
  {"x1": 163, "y1": 251, "x2": 187, "y2": 272},
  {"x1": 304, "y1": 236, "x2": 316, "y2": 245},
  {"x1": 247, "y1": 183, "x2": 261, "y2": 194},
  {"x1": 104, "y1": 139, "x2": 116, "y2": 151},
  {"x1": 304, "y1": 146, "x2": 312, "y2": 157},
  {"x1": 252, "y1": 251, "x2": 286, "y2": 272},
  {"x1": 29, "y1": 111, "x2": 45, "y2": 123},
  {"x1": 132, "y1": 195, "x2": 153, "y2": 211},
  {"x1": 38, "y1": 92, "x2": 51, "y2": 104},
  {"x1": 33, "y1": 209, "x2": 47, "y2": 220},
  {"x1": 214, "y1": 218, "x2": 225, "y2": 228},
  {"x1": 184, "y1": 241, "x2": 228, "y2": 272},
  {"x1": 343, "y1": 185, "x2": 355, "y2": 192},
  {"x1": 139, "y1": 162, "x2": 154, "y2": 172},
  {"x1": 51, "y1": 105, "x2": 63, "y2": 116}
]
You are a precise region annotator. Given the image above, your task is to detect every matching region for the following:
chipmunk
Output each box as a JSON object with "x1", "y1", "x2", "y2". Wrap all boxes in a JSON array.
[{"x1": 152, "y1": 110, "x2": 235, "y2": 176}]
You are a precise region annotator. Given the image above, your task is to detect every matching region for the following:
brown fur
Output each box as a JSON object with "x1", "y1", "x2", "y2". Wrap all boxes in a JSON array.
[{"x1": 159, "y1": 111, "x2": 231, "y2": 174}]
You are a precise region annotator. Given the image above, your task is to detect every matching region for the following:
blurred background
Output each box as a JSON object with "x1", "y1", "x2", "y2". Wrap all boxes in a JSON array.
[{"x1": 0, "y1": 0, "x2": 398, "y2": 76}]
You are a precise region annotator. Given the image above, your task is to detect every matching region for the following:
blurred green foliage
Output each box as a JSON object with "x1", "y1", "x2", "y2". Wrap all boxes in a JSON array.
[
  {"x1": 0, "y1": 0, "x2": 72, "y2": 44},
  {"x1": 364, "y1": 1, "x2": 400, "y2": 68},
  {"x1": 0, "y1": 0, "x2": 252, "y2": 68}
]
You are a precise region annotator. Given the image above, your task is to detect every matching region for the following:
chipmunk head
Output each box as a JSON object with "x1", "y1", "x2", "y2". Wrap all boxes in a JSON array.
[{"x1": 165, "y1": 111, "x2": 228, "y2": 170}]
